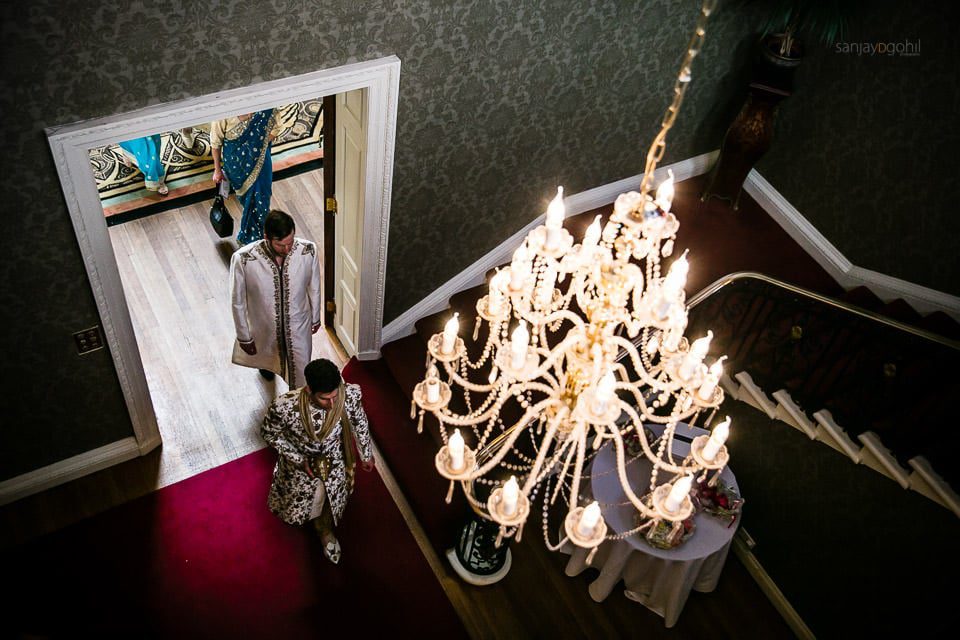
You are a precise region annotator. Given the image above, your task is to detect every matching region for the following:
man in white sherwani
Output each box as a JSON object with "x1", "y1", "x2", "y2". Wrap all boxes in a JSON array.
[
  {"x1": 260, "y1": 358, "x2": 375, "y2": 564},
  {"x1": 229, "y1": 209, "x2": 321, "y2": 388}
]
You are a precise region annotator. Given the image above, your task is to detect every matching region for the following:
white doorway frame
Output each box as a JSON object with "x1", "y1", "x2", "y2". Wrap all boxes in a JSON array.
[{"x1": 45, "y1": 56, "x2": 399, "y2": 461}]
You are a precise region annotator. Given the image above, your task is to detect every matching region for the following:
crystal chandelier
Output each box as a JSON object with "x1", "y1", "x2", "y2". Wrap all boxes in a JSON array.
[{"x1": 413, "y1": 0, "x2": 730, "y2": 555}]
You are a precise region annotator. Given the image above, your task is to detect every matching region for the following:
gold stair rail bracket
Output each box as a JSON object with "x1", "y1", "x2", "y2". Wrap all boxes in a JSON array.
[
  {"x1": 907, "y1": 457, "x2": 960, "y2": 518},
  {"x1": 857, "y1": 431, "x2": 911, "y2": 489},
  {"x1": 811, "y1": 410, "x2": 862, "y2": 464},
  {"x1": 771, "y1": 390, "x2": 818, "y2": 440},
  {"x1": 734, "y1": 371, "x2": 778, "y2": 418}
]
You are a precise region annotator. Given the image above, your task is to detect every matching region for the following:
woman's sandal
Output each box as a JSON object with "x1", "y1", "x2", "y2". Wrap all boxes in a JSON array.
[
  {"x1": 323, "y1": 538, "x2": 341, "y2": 565},
  {"x1": 157, "y1": 183, "x2": 169, "y2": 196}
]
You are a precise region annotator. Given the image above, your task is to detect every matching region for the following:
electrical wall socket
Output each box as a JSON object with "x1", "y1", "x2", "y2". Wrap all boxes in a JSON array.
[{"x1": 73, "y1": 326, "x2": 104, "y2": 355}]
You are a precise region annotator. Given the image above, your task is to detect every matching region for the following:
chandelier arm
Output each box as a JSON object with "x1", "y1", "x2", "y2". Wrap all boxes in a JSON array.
[
  {"x1": 618, "y1": 402, "x2": 689, "y2": 475},
  {"x1": 518, "y1": 416, "x2": 562, "y2": 495},
  {"x1": 618, "y1": 381, "x2": 705, "y2": 426},
  {"x1": 517, "y1": 308, "x2": 585, "y2": 332},
  {"x1": 609, "y1": 335, "x2": 676, "y2": 390},
  {"x1": 551, "y1": 434, "x2": 581, "y2": 507},
  {"x1": 534, "y1": 437, "x2": 573, "y2": 488},
  {"x1": 566, "y1": 422, "x2": 589, "y2": 509},
  {"x1": 468, "y1": 399, "x2": 562, "y2": 478},
  {"x1": 605, "y1": 426, "x2": 663, "y2": 519},
  {"x1": 442, "y1": 360, "x2": 498, "y2": 393},
  {"x1": 460, "y1": 320, "x2": 500, "y2": 370},
  {"x1": 498, "y1": 332, "x2": 584, "y2": 384},
  {"x1": 436, "y1": 380, "x2": 558, "y2": 431}
]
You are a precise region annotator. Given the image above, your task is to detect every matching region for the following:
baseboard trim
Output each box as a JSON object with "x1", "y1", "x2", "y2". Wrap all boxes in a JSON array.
[
  {"x1": 0, "y1": 437, "x2": 142, "y2": 506},
  {"x1": 744, "y1": 170, "x2": 960, "y2": 320},
  {"x1": 381, "y1": 151, "x2": 720, "y2": 344}
]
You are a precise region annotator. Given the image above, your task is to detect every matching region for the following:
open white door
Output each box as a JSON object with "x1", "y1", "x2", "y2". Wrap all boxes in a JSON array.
[{"x1": 333, "y1": 89, "x2": 367, "y2": 357}]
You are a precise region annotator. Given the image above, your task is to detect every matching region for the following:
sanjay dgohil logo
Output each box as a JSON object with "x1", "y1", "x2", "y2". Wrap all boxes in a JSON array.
[{"x1": 835, "y1": 39, "x2": 921, "y2": 57}]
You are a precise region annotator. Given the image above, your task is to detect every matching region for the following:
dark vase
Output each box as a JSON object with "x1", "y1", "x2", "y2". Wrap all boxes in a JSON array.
[{"x1": 701, "y1": 81, "x2": 790, "y2": 209}]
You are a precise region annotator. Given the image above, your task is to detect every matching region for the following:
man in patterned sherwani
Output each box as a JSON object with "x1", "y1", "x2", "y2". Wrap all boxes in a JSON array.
[{"x1": 260, "y1": 358, "x2": 375, "y2": 564}]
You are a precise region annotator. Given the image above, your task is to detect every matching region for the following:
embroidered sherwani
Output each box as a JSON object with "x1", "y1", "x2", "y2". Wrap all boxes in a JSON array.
[
  {"x1": 260, "y1": 385, "x2": 373, "y2": 525},
  {"x1": 229, "y1": 238, "x2": 321, "y2": 388}
]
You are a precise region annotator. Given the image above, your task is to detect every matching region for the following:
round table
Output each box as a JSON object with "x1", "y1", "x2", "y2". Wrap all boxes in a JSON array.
[{"x1": 564, "y1": 422, "x2": 741, "y2": 627}]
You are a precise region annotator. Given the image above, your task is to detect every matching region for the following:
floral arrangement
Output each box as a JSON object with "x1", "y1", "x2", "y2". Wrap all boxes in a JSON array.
[
  {"x1": 641, "y1": 513, "x2": 696, "y2": 550},
  {"x1": 624, "y1": 425, "x2": 658, "y2": 458},
  {"x1": 694, "y1": 478, "x2": 744, "y2": 526}
]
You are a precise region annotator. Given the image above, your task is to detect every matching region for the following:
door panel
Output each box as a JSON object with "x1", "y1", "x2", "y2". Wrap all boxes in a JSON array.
[
  {"x1": 322, "y1": 95, "x2": 336, "y2": 327},
  {"x1": 334, "y1": 89, "x2": 367, "y2": 357}
]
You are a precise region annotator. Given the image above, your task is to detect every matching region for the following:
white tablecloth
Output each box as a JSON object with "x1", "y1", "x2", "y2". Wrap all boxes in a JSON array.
[{"x1": 563, "y1": 423, "x2": 740, "y2": 627}]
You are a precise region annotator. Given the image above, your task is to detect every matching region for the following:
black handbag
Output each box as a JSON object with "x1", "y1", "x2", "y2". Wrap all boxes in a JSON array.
[{"x1": 209, "y1": 193, "x2": 233, "y2": 238}]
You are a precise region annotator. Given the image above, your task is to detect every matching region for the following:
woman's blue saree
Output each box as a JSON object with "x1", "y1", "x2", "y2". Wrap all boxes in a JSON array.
[{"x1": 222, "y1": 110, "x2": 276, "y2": 244}]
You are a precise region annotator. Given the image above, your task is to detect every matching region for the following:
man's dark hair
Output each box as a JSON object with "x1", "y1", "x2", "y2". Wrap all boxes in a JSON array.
[
  {"x1": 263, "y1": 209, "x2": 295, "y2": 240},
  {"x1": 304, "y1": 358, "x2": 342, "y2": 393}
]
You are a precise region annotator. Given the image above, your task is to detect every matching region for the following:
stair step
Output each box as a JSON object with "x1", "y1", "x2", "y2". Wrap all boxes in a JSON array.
[
  {"x1": 343, "y1": 358, "x2": 470, "y2": 550},
  {"x1": 381, "y1": 334, "x2": 428, "y2": 400},
  {"x1": 448, "y1": 282, "x2": 490, "y2": 311},
  {"x1": 842, "y1": 285, "x2": 885, "y2": 312},
  {"x1": 916, "y1": 310, "x2": 960, "y2": 342},
  {"x1": 414, "y1": 308, "x2": 449, "y2": 346},
  {"x1": 880, "y1": 298, "x2": 923, "y2": 325},
  {"x1": 380, "y1": 333, "x2": 449, "y2": 450}
]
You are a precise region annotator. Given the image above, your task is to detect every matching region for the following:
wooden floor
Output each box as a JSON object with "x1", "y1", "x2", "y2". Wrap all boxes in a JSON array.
[{"x1": 0, "y1": 170, "x2": 347, "y2": 548}]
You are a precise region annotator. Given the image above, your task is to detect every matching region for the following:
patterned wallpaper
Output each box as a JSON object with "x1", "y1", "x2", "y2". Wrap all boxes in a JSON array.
[
  {"x1": 7, "y1": 0, "x2": 955, "y2": 478},
  {"x1": 0, "y1": 0, "x2": 753, "y2": 477},
  {"x1": 756, "y1": 0, "x2": 960, "y2": 296}
]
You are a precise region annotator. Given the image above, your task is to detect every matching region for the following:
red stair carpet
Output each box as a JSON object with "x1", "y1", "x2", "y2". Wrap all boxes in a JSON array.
[{"x1": 2, "y1": 414, "x2": 467, "y2": 638}]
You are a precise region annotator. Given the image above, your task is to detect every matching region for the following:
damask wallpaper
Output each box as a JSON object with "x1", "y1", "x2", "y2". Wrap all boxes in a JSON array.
[
  {"x1": 1, "y1": 0, "x2": 952, "y2": 478},
  {"x1": 0, "y1": 0, "x2": 753, "y2": 478},
  {"x1": 756, "y1": 0, "x2": 960, "y2": 296}
]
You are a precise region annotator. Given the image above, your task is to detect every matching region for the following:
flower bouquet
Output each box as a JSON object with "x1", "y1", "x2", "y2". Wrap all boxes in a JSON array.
[
  {"x1": 694, "y1": 478, "x2": 744, "y2": 526},
  {"x1": 624, "y1": 425, "x2": 658, "y2": 458},
  {"x1": 640, "y1": 512, "x2": 696, "y2": 550}
]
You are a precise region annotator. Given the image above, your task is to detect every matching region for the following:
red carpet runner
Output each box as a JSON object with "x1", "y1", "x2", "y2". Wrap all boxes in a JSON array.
[{"x1": 3, "y1": 408, "x2": 467, "y2": 638}]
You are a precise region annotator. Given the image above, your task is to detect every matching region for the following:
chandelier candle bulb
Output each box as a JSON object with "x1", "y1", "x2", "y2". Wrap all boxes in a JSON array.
[
  {"x1": 576, "y1": 501, "x2": 602, "y2": 537},
  {"x1": 655, "y1": 169, "x2": 675, "y2": 213},
  {"x1": 426, "y1": 365, "x2": 441, "y2": 403},
  {"x1": 448, "y1": 429, "x2": 466, "y2": 472},
  {"x1": 441, "y1": 312, "x2": 460, "y2": 354},
  {"x1": 662, "y1": 252, "x2": 689, "y2": 297},
  {"x1": 678, "y1": 331, "x2": 713, "y2": 380},
  {"x1": 665, "y1": 475, "x2": 694, "y2": 513},
  {"x1": 502, "y1": 476, "x2": 520, "y2": 516},
  {"x1": 488, "y1": 271, "x2": 508, "y2": 315},
  {"x1": 537, "y1": 265, "x2": 556, "y2": 306},
  {"x1": 510, "y1": 321, "x2": 529, "y2": 369},
  {"x1": 510, "y1": 244, "x2": 531, "y2": 290},
  {"x1": 582, "y1": 215, "x2": 602, "y2": 253},
  {"x1": 544, "y1": 186, "x2": 565, "y2": 250},
  {"x1": 664, "y1": 328, "x2": 682, "y2": 352},
  {"x1": 701, "y1": 417, "x2": 730, "y2": 462},
  {"x1": 697, "y1": 357, "x2": 725, "y2": 401}
]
